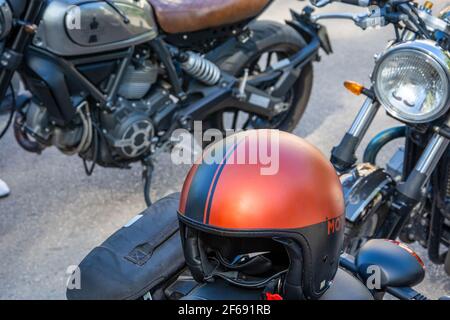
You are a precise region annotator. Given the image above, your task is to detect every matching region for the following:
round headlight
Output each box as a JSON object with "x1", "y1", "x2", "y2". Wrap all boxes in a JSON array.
[
  {"x1": 0, "y1": 0, "x2": 12, "y2": 40},
  {"x1": 373, "y1": 40, "x2": 450, "y2": 123}
]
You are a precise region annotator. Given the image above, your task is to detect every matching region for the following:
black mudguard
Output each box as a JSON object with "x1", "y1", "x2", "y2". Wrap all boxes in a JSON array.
[
  {"x1": 289, "y1": 8, "x2": 333, "y2": 55},
  {"x1": 66, "y1": 193, "x2": 185, "y2": 300}
]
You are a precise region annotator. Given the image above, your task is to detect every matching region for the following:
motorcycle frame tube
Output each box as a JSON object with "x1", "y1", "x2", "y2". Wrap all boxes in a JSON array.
[
  {"x1": 331, "y1": 97, "x2": 381, "y2": 171},
  {"x1": 29, "y1": 46, "x2": 129, "y2": 105},
  {"x1": 105, "y1": 47, "x2": 134, "y2": 108},
  {"x1": 363, "y1": 126, "x2": 407, "y2": 164},
  {"x1": 178, "y1": 74, "x2": 274, "y2": 121},
  {"x1": 24, "y1": 46, "x2": 109, "y2": 121},
  {"x1": 150, "y1": 39, "x2": 184, "y2": 99}
]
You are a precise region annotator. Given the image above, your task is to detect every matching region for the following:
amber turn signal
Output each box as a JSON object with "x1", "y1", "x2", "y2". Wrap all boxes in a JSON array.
[
  {"x1": 424, "y1": 1, "x2": 433, "y2": 10},
  {"x1": 344, "y1": 81, "x2": 365, "y2": 96}
]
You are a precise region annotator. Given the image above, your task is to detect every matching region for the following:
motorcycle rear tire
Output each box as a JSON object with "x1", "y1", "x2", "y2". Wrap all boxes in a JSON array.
[{"x1": 206, "y1": 20, "x2": 313, "y2": 133}]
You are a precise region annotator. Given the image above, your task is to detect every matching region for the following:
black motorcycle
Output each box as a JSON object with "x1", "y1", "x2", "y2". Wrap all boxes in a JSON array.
[
  {"x1": 66, "y1": 193, "x2": 438, "y2": 300},
  {"x1": 314, "y1": 0, "x2": 450, "y2": 274},
  {"x1": 0, "y1": 0, "x2": 332, "y2": 205}
]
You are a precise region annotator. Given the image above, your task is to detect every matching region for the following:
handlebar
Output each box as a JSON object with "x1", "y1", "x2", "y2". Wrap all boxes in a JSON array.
[
  {"x1": 309, "y1": 0, "x2": 436, "y2": 35},
  {"x1": 339, "y1": 0, "x2": 370, "y2": 6},
  {"x1": 311, "y1": 0, "x2": 370, "y2": 8}
]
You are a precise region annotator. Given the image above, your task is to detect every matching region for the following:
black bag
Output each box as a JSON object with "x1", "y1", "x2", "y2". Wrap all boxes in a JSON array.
[{"x1": 66, "y1": 193, "x2": 185, "y2": 300}]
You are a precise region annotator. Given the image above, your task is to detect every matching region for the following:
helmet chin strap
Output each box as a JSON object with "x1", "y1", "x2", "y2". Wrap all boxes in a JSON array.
[
  {"x1": 273, "y1": 237, "x2": 306, "y2": 300},
  {"x1": 201, "y1": 248, "x2": 288, "y2": 289},
  {"x1": 210, "y1": 269, "x2": 288, "y2": 289}
]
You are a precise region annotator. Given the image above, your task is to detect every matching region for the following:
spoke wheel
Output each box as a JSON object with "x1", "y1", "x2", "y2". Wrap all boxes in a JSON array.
[{"x1": 220, "y1": 50, "x2": 295, "y2": 131}]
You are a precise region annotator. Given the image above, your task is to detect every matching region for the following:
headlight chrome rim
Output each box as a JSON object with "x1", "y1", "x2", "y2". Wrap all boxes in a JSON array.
[
  {"x1": 0, "y1": 0, "x2": 13, "y2": 41},
  {"x1": 373, "y1": 40, "x2": 450, "y2": 123}
]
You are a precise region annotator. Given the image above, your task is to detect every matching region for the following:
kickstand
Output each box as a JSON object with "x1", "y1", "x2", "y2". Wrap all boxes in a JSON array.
[{"x1": 142, "y1": 159, "x2": 154, "y2": 207}]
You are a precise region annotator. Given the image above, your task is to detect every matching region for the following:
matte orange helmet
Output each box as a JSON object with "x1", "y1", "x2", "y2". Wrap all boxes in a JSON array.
[{"x1": 178, "y1": 130, "x2": 345, "y2": 299}]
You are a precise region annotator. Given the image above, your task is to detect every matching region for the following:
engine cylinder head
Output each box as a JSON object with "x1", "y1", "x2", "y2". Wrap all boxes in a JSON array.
[{"x1": 118, "y1": 62, "x2": 158, "y2": 100}]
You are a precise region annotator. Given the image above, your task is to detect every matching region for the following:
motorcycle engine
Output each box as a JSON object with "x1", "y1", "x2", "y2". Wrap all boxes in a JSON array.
[
  {"x1": 99, "y1": 62, "x2": 160, "y2": 160},
  {"x1": 117, "y1": 62, "x2": 158, "y2": 100},
  {"x1": 23, "y1": 61, "x2": 172, "y2": 165},
  {"x1": 100, "y1": 100, "x2": 159, "y2": 161},
  {"x1": 24, "y1": 101, "x2": 85, "y2": 153}
]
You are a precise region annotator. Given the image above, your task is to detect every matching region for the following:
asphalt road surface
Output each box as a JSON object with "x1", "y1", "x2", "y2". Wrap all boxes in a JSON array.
[{"x1": 1, "y1": 1, "x2": 449, "y2": 299}]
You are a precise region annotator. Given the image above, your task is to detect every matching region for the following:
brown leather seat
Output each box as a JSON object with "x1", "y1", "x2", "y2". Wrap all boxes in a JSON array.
[{"x1": 148, "y1": 0, "x2": 270, "y2": 34}]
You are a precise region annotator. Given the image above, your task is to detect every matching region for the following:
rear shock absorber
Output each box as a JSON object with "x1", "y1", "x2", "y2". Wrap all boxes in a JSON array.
[{"x1": 176, "y1": 51, "x2": 221, "y2": 86}]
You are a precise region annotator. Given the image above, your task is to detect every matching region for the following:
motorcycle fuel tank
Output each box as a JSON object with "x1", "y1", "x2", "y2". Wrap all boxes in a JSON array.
[{"x1": 33, "y1": 0, "x2": 158, "y2": 56}]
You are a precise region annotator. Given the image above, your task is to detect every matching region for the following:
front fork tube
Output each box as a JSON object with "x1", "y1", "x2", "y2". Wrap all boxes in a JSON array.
[
  {"x1": 381, "y1": 133, "x2": 450, "y2": 239},
  {"x1": 331, "y1": 98, "x2": 381, "y2": 171}
]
